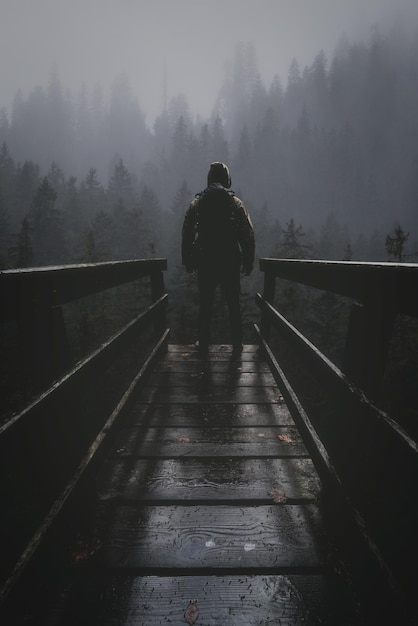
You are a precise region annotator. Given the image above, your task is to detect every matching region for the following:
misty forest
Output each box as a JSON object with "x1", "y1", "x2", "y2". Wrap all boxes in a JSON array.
[{"x1": 1, "y1": 25, "x2": 418, "y2": 432}]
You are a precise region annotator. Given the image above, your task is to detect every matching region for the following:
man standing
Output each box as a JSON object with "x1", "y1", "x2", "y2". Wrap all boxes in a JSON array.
[{"x1": 181, "y1": 162, "x2": 255, "y2": 356}]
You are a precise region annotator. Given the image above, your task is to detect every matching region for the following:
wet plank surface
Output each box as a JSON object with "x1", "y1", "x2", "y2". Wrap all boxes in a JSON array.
[
  {"x1": 109, "y1": 425, "x2": 307, "y2": 458},
  {"x1": 129, "y1": 402, "x2": 295, "y2": 427},
  {"x1": 17, "y1": 345, "x2": 363, "y2": 624},
  {"x1": 98, "y1": 457, "x2": 319, "y2": 503},
  {"x1": 46, "y1": 574, "x2": 359, "y2": 625},
  {"x1": 100, "y1": 503, "x2": 323, "y2": 570}
]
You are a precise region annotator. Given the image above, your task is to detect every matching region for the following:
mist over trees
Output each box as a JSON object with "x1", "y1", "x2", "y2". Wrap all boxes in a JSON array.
[{"x1": 1, "y1": 22, "x2": 418, "y2": 278}]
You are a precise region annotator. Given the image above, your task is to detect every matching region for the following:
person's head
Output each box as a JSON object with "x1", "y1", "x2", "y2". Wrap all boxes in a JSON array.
[{"x1": 207, "y1": 161, "x2": 231, "y2": 188}]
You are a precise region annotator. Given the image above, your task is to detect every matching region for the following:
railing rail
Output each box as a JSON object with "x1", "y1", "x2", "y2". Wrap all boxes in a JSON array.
[
  {"x1": 1, "y1": 258, "x2": 168, "y2": 391},
  {"x1": 0, "y1": 258, "x2": 169, "y2": 604},
  {"x1": 0, "y1": 258, "x2": 168, "y2": 309},
  {"x1": 255, "y1": 257, "x2": 418, "y2": 617},
  {"x1": 258, "y1": 258, "x2": 418, "y2": 398}
]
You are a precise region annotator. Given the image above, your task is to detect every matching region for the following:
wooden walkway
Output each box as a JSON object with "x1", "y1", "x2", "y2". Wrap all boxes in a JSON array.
[{"x1": 16, "y1": 345, "x2": 365, "y2": 625}]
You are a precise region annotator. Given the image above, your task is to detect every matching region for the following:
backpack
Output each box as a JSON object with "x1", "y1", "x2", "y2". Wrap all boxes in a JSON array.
[{"x1": 193, "y1": 186, "x2": 239, "y2": 263}]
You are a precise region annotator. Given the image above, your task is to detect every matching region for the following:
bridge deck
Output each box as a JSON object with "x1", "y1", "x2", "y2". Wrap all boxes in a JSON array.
[{"x1": 17, "y1": 345, "x2": 364, "y2": 624}]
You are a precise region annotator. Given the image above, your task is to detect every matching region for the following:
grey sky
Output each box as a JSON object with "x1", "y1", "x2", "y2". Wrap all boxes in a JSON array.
[{"x1": 1, "y1": 0, "x2": 417, "y2": 125}]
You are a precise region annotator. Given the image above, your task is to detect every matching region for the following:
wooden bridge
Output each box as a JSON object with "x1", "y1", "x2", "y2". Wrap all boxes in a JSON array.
[{"x1": 1, "y1": 258, "x2": 418, "y2": 624}]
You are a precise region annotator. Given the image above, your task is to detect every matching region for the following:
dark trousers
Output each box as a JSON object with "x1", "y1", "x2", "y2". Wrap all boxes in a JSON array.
[{"x1": 197, "y1": 263, "x2": 242, "y2": 347}]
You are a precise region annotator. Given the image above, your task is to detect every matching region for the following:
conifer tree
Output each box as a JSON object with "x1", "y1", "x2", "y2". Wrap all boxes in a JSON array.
[
  {"x1": 385, "y1": 224, "x2": 409, "y2": 261},
  {"x1": 29, "y1": 177, "x2": 66, "y2": 264},
  {"x1": 13, "y1": 217, "x2": 33, "y2": 268},
  {"x1": 274, "y1": 219, "x2": 312, "y2": 330},
  {"x1": 14, "y1": 160, "x2": 40, "y2": 227},
  {"x1": 91, "y1": 210, "x2": 115, "y2": 261},
  {"x1": 278, "y1": 219, "x2": 312, "y2": 259},
  {"x1": 0, "y1": 193, "x2": 10, "y2": 268}
]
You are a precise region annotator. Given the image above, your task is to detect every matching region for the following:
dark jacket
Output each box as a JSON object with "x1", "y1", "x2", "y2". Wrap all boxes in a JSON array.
[{"x1": 181, "y1": 183, "x2": 255, "y2": 274}]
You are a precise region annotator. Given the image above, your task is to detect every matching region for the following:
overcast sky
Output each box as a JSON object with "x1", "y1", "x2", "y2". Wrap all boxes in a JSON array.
[{"x1": 1, "y1": 0, "x2": 417, "y2": 125}]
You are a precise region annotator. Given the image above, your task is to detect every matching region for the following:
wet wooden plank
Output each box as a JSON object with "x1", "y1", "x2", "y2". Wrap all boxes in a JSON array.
[
  {"x1": 45, "y1": 574, "x2": 358, "y2": 625},
  {"x1": 164, "y1": 347, "x2": 261, "y2": 362},
  {"x1": 109, "y1": 426, "x2": 307, "y2": 458},
  {"x1": 128, "y1": 402, "x2": 295, "y2": 427},
  {"x1": 100, "y1": 504, "x2": 323, "y2": 570},
  {"x1": 168, "y1": 344, "x2": 259, "y2": 353},
  {"x1": 146, "y1": 371, "x2": 276, "y2": 387},
  {"x1": 137, "y1": 386, "x2": 282, "y2": 404},
  {"x1": 98, "y1": 458, "x2": 320, "y2": 503},
  {"x1": 154, "y1": 359, "x2": 270, "y2": 373},
  {"x1": 111, "y1": 442, "x2": 307, "y2": 459},
  {"x1": 114, "y1": 425, "x2": 301, "y2": 444}
]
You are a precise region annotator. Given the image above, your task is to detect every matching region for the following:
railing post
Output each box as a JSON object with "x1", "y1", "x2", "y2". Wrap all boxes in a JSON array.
[
  {"x1": 150, "y1": 268, "x2": 167, "y2": 336},
  {"x1": 343, "y1": 277, "x2": 397, "y2": 400},
  {"x1": 260, "y1": 265, "x2": 276, "y2": 341}
]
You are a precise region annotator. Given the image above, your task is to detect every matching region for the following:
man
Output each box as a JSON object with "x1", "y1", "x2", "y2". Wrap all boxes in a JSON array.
[{"x1": 181, "y1": 161, "x2": 255, "y2": 356}]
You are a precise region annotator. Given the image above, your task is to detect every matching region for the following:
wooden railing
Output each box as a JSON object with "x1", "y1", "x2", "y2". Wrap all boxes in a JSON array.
[
  {"x1": 0, "y1": 259, "x2": 169, "y2": 604},
  {"x1": 255, "y1": 258, "x2": 418, "y2": 616}
]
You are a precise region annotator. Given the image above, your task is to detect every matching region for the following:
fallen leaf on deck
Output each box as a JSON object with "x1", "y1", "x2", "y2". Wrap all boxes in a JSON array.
[
  {"x1": 184, "y1": 600, "x2": 199, "y2": 625},
  {"x1": 278, "y1": 434, "x2": 293, "y2": 444},
  {"x1": 269, "y1": 487, "x2": 287, "y2": 503},
  {"x1": 177, "y1": 437, "x2": 192, "y2": 443},
  {"x1": 72, "y1": 537, "x2": 102, "y2": 564}
]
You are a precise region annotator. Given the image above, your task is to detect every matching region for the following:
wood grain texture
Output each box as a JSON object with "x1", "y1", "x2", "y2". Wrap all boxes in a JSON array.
[
  {"x1": 13, "y1": 345, "x2": 364, "y2": 624},
  {"x1": 129, "y1": 402, "x2": 295, "y2": 427},
  {"x1": 48, "y1": 574, "x2": 360, "y2": 625},
  {"x1": 138, "y1": 386, "x2": 282, "y2": 404},
  {"x1": 99, "y1": 504, "x2": 324, "y2": 570},
  {"x1": 98, "y1": 458, "x2": 320, "y2": 503}
]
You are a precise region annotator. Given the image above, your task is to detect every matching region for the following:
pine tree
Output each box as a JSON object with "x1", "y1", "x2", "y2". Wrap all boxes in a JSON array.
[
  {"x1": 278, "y1": 219, "x2": 312, "y2": 259},
  {"x1": 13, "y1": 217, "x2": 33, "y2": 268},
  {"x1": 91, "y1": 210, "x2": 115, "y2": 261},
  {"x1": 79, "y1": 168, "x2": 105, "y2": 222},
  {"x1": 0, "y1": 143, "x2": 16, "y2": 221},
  {"x1": 0, "y1": 192, "x2": 11, "y2": 268},
  {"x1": 83, "y1": 228, "x2": 99, "y2": 263},
  {"x1": 317, "y1": 212, "x2": 344, "y2": 260},
  {"x1": 284, "y1": 58, "x2": 303, "y2": 126},
  {"x1": 274, "y1": 219, "x2": 312, "y2": 330},
  {"x1": 29, "y1": 177, "x2": 66, "y2": 264},
  {"x1": 14, "y1": 160, "x2": 41, "y2": 227},
  {"x1": 343, "y1": 242, "x2": 353, "y2": 261},
  {"x1": 108, "y1": 158, "x2": 134, "y2": 204},
  {"x1": 385, "y1": 224, "x2": 409, "y2": 261},
  {"x1": 165, "y1": 181, "x2": 193, "y2": 288}
]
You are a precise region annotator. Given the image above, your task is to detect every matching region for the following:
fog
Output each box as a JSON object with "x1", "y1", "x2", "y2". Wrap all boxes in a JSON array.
[
  {"x1": 1, "y1": 0, "x2": 418, "y2": 276},
  {"x1": 2, "y1": 0, "x2": 417, "y2": 124},
  {"x1": 2, "y1": 0, "x2": 418, "y2": 398}
]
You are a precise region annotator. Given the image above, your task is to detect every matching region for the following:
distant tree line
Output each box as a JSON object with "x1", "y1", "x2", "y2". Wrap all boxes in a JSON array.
[{"x1": 1, "y1": 24, "x2": 418, "y2": 268}]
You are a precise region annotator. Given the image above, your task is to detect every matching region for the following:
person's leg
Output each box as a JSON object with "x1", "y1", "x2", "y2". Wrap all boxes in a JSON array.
[
  {"x1": 222, "y1": 268, "x2": 243, "y2": 350},
  {"x1": 197, "y1": 267, "x2": 217, "y2": 351}
]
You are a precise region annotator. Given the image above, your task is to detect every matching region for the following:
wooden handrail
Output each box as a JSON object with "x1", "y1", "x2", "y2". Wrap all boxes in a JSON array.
[
  {"x1": 0, "y1": 258, "x2": 168, "y2": 391},
  {"x1": 256, "y1": 258, "x2": 418, "y2": 616},
  {"x1": 258, "y1": 258, "x2": 418, "y2": 397},
  {"x1": 0, "y1": 258, "x2": 168, "y2": 314},
  {"x1": 259, "y1": 258, "x2": 418, "y2": 316},
  {"x1": 0, "y1": 258, "x2": 169, "y2": 603}
]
